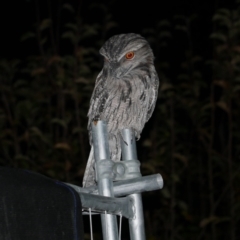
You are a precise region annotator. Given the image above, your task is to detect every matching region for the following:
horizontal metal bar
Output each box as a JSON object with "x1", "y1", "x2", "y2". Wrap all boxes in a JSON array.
[
  {"x1": 78, "y1": 192, "x2": 134, "y2": 219},
  {"x1": 66, "y1": 173, "x2": 163, "y2": 219},
  {"x1": 67, "y1": 173, "x2": 163, "y2": 197},
  {"x1": 97, "y1": 174, "x2": 163, "y2": 197}
]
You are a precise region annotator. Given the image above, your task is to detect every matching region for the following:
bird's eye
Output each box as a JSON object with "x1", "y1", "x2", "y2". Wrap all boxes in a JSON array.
[{"x1": 125, "y1": 51, "x2": 135, "y2": 60}]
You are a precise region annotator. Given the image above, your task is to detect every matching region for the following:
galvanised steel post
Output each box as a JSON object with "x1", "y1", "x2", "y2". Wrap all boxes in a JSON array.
[
  {"x1": 121, "y1": 128, "x2": 146, "y2": 240},
  {"x1": 92, "y1": 121, "x2": 118, "y2": 240}
]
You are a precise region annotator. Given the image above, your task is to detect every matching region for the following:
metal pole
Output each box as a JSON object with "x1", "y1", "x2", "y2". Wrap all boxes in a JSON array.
[
  {"x1": 92, "y1": 121, "x2": 118, "y2": 240},
  {"x1": 81, "y1": 174, "x2": 163, "y2": 197},
  {"x1": 121, "y1": 128, "x2": 146, "y2": 240},
  {"x1": 80, "y1": 193, "x2": 134, "y2": 219}
]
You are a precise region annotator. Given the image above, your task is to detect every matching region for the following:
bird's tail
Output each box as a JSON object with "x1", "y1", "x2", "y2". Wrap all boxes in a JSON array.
[{"x1": 82, "y1": 147, "x2": 95, "y2": 188}]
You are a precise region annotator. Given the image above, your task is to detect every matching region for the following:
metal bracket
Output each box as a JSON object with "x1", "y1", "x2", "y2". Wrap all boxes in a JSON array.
[
  {"x1": 95, "y1": 158, "x2": 141, "y2": 182},
  {"x1": 95, "y1": 159, "x2": 115, "y2": 182},
  {"x1": 112, "y1": 160, "x2": 141, "y2": 180}
]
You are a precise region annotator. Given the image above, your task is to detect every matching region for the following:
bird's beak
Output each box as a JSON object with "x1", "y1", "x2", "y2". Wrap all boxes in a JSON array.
[{"x1": 103, "y1": 61, "x2": 119, "y2": 79}]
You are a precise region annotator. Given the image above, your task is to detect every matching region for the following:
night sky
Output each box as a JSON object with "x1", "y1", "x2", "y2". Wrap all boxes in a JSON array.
[
  {"x1": 0, "y1": 1, "x2": 239, "y2": 239},
  {"x1": 0, "y1": 0, "x2": 235, "y2": 59}
]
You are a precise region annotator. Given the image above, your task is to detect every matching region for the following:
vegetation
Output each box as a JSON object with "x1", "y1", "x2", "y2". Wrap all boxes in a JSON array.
[{"x1": 0, "y1": 1, "x2": 240, "y2": 239}]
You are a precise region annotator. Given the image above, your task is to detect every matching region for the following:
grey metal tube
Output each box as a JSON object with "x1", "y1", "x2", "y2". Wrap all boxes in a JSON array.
[
  {"x1": 84, "y1": 174, "x2": 163, "y2": 197},
  {"x1": 92, "y1": 121, "x2": 118, "y2": 240},
  {"x1": 121, "y1": 128, "x2": 146, "y2": 240},
  {"x1": 113, "y1": 174, "x2": 163, "y2": 196},
  {"x1": 92, "y1": 121, "x2": 109, "y2": 161},
  {"x1": 129, "y1": 194, "x2": 145, "y2": 238},
  {"x1": 121, "y1": 128, "x2": 138, "y2": 160},
  {"x1": 80, "y1": 193, "x2": 134, "y2": 219}
]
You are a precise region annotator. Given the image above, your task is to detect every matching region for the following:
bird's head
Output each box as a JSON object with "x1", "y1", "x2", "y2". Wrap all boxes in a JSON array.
[{"x1": 99, "y1": 33, "x2": 154, "y2": 79}]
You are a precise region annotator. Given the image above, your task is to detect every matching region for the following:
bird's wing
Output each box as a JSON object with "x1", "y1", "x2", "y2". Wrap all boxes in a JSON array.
[
  {"x1": 83, "y1": 72, "x2": 111, "y2": 187},
  {"x1": 146, "y1": 69, "x2": 159, "y2": 122},
  {"x1": 87, "y1": 71, "x2": 109, "y2": 143},
  {"x1": 87, "y1": 71, "x2": 108, "y2": 126},
  {"x1": 82, "y1": 146, "x2": 95, "y2": 187}
]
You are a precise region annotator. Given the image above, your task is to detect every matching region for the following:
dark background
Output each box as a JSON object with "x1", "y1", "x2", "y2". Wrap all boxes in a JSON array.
[{"x1": 0, "y1": 0, "x2": 240, "y2": 239}]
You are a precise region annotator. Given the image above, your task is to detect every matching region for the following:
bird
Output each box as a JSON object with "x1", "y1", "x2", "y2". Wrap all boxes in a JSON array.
[{"x1": 82, "y1": 33, "x2": 159, "y2": 187}]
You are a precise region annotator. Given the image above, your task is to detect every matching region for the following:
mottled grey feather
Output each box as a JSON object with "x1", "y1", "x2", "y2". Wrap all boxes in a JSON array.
[{"x1": 83, "y1": 33, "x2": 159, "y2": 187}]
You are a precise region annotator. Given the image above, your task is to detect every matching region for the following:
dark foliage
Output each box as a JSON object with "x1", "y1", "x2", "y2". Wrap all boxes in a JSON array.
[{"x1": 0, "y1": 0, "x2": 240, "y2": 239}]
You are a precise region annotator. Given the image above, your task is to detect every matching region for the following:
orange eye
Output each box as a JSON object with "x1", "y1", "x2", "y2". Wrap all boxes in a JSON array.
[{"x1": 125, "y1": 51, "x2": 135, "y2": 60}]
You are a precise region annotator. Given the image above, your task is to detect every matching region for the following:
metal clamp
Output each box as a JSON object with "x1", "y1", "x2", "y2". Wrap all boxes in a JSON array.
[
  {"x1": 95, "y1": 158, "x2": 141, "y2": 181},
  {"x1": 95, "y1": 159, "x2": 115, "y2": 182},
  {"x1": 113, "y1": 160, "x2": 141, "y2": 180}
]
